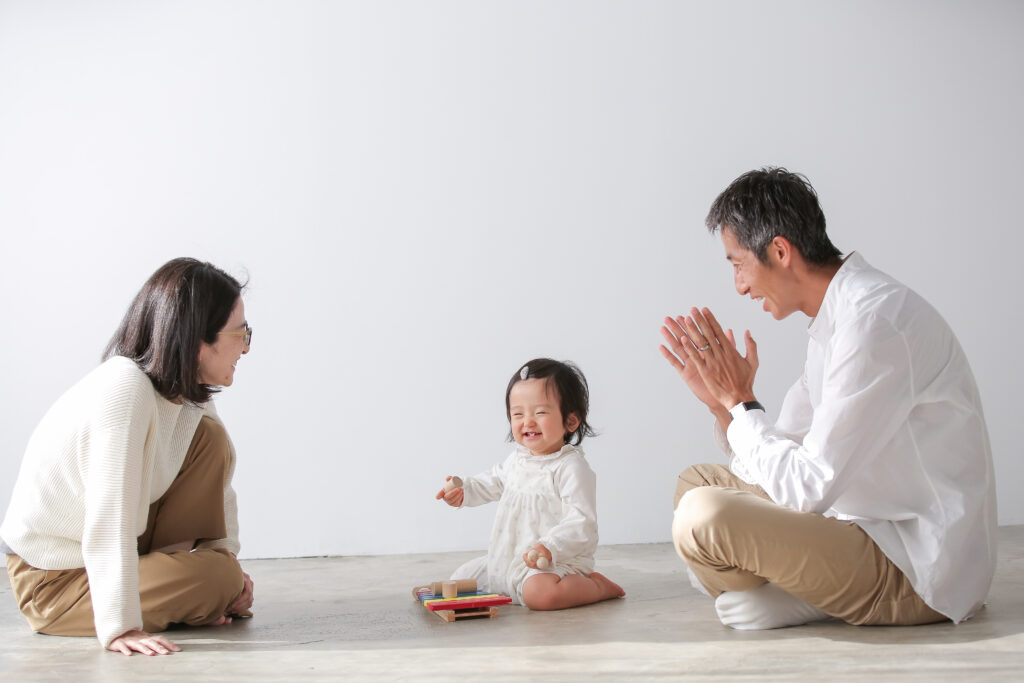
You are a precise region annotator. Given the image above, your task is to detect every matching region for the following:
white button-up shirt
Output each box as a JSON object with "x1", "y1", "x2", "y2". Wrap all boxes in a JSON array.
[{"x1": 725, "y1": 252, "x2": 996, "y2": 623}]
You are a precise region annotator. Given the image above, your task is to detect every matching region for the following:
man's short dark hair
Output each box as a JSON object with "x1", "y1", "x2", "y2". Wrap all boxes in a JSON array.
[
  {"x1": 103, "y1": 257, "x2": 245, "y2": 404},
  {"x1": 705, "y1": 167, "x2": 842, "y2": 266},
  {"x1": 505, "y1": 358, "x2": 596, "y2": 446}
]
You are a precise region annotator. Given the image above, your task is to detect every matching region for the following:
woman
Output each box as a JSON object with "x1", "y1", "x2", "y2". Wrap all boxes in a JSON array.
[{"x1": 1, "y1": 258, "x2": 255, "y2": 656}]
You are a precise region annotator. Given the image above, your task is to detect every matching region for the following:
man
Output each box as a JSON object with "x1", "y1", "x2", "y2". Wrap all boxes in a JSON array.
[{"x1": 659, "y1": 168, "x2": 996, "y2": 630}]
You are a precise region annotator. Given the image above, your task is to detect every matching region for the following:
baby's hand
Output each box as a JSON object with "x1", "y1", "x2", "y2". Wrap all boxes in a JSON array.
[
  {"x1": 523, "y1": 544, "x2": 552, "y2": 570},
  {"x1": 435, "y1": 476, "x2": 464, "y2": 507}
]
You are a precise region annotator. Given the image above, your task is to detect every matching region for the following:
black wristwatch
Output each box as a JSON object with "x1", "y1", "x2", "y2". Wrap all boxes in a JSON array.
[{"x1": 729, "y1": 400, "x2": 765, "y2": 419}]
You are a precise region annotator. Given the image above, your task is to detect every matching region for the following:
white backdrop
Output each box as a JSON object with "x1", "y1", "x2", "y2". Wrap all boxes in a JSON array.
[{"x1": 1, "y1": 1, "x2": 1021, "y2": 559}]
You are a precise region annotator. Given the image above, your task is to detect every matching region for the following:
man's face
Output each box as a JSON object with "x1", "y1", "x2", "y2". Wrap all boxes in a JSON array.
[{"x1": 722, "y1": 228, "x2": 799, "y2": 320}]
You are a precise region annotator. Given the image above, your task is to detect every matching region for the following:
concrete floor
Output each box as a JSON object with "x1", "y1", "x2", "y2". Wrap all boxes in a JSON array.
[{"x1": 1, "y1": 527, "x2": 1022, "y2": 681}]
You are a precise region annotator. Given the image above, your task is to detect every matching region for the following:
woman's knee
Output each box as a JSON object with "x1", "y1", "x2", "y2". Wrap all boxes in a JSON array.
[
  {"x1": 191, "y1": 549, "x2": 245, "y2": 601},
  {"x1": 191, "y1": 417, "x2": 231, "y2": 464}
]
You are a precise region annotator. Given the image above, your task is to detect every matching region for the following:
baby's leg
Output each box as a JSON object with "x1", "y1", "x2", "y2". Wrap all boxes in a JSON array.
[{"x1": 520, "y1": 571, "x2": 625, "y2": 611}]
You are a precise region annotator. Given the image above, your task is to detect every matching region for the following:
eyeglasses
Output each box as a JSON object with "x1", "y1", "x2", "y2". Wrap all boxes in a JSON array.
[{"x1": 219, "y1": 323, "x2": 252, "y2": 347}]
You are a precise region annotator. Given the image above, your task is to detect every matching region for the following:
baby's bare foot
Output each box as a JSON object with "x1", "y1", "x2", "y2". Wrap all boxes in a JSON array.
[
  {"x1": 203, "y1": 615, "x2": 233, "y2": 627},
  {"x1": 590, "y1": 571, "x2": 625, "y2": 599}
]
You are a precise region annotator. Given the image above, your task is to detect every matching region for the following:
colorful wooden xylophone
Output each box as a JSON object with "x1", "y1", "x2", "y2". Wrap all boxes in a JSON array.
[{"x1": 412, "y1": 579, "x2": 512, "y2": 622}]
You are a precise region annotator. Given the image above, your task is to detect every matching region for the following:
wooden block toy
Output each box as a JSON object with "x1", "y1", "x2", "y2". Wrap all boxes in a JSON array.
[
  {"x1": 422, "y1": 594, "x2": 512, "y2": 611},
  {"x1": 411, "y1": 578, "x2": 511, "y2": 622},
  {"x1": 431, "y1": 606, "x2": 499, "y2": 622},
  {"x1": 411, "y1": 578, "x2": 478, "y2": 598},
  {"x1": 423, "y1": 593, "x2": 512, "y2": 622}
]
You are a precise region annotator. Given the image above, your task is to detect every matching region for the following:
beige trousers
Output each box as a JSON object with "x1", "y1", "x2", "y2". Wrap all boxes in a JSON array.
[
  {"x1": 672, "y1": 463, "x2": 946, "y2": 626},
  {"x1": 5, "y1": 416, "x2": 245, "y2": 637}
]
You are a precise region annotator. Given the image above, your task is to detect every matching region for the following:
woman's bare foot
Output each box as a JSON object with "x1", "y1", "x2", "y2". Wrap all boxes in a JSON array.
[{"x1": 589, "y1": 571, "x2": 626, "y2": 600}]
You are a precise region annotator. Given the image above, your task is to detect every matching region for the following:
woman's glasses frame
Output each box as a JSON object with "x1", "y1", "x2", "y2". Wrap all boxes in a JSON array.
[{"x1": 219, "y1": 323, "x2": 252, "y2": 347}]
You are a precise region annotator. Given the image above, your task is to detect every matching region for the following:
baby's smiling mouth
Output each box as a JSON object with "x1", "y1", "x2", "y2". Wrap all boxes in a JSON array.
[{"x1": 524, "y1": 431, "x2": 540, "y2": 438}]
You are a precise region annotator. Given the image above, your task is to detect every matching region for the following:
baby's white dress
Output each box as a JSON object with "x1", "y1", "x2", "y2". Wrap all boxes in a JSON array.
[{"x1": 450, "y1": 443, "x2": 598, "y2": 604}]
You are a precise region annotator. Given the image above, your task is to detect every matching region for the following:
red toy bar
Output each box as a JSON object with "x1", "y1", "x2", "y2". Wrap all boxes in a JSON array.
[{"x1": 423, "y1": 594, "x2": 512, "y2": 611}]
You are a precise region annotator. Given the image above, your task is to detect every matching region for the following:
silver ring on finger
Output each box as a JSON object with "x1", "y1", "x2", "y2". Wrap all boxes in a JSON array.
[{"x1": 698, "y1": 343, "x2": 711, "y2": 351}]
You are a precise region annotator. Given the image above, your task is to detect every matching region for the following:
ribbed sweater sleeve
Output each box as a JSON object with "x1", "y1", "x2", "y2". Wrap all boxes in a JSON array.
[{"x1": 80, "y1": 370, "x2": 153, "y2": 647}]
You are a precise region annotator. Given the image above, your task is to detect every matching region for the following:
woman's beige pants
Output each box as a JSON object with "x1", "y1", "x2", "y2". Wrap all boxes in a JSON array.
[{"x1": 5, "y1": 416, "x2": 246, "y2": 637}]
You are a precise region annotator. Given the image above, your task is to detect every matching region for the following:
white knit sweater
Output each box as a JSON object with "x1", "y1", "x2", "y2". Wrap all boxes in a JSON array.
[{"x1": 0, "y1": 356, "x2": 240, "y2": 647}]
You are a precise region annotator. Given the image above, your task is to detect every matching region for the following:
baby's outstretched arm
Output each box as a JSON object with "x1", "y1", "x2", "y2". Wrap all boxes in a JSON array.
[{"x1": 436, "y1": 456, "x2": 510, "y2": 509}]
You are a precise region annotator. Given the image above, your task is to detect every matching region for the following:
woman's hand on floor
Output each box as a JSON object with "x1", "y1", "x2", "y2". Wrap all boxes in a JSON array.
[
  {"x1": 226, "y1": 571, "x2": 254, "y2": 616},
  {"x1": 107, "y1": 629, "x2": 181, "y2": 656}
]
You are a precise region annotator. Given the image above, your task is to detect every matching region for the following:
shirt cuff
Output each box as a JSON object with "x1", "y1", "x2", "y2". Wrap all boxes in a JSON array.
[
  {"x1": 728, "y1": 401, "x2": 765, "y2": 419},
  {"x1": 725, "y1": 406, "x2": 771, "y2": 482}
]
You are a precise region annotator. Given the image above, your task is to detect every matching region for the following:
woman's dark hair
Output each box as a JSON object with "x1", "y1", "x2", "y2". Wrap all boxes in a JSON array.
[
  {"x1": 103, "y1": 258, "x2": 244, "y2": 404},
  {"x1": 705, "y1": 167, "x2": 842, "y2": 266},
  {"x1": 505, "y1": 358, "x2": 596, "y2": 446}
]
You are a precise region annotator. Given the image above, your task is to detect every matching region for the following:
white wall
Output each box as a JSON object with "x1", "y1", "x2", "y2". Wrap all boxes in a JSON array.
[{"x1": 1, "y1": 1, "x2": 1021, "y2": 559}]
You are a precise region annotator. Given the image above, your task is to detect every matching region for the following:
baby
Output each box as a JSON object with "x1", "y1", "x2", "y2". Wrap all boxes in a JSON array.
[{"x1": 436, "y1": 358, "x2": 624, "y2": 610}]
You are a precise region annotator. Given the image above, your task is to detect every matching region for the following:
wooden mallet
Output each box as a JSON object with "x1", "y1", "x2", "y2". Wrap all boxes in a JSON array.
[{"x1": 527, "y1": 549, "x2": 550, "y2": 570}]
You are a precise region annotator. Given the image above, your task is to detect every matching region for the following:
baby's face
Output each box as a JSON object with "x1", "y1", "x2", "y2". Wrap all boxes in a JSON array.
[{"x1": 508, "y1": 378, "x2": 574, "y2": 456}]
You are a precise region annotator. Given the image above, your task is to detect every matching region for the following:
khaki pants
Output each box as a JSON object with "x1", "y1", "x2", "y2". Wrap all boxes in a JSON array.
[
  {"x1": 5, "y1": 416, "x2": 245, "y2": 637},
  {"x1": 672, "y1": 463, "x2": 946, "y2": 626}
]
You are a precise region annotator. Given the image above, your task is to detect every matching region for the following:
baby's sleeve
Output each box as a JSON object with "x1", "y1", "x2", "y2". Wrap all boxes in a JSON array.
[
  {"x1": 460, "y1": 453, "x2": 511, "y2": 507},
  {"x1": 537, "y1": 455, "x2": 598, "y2": 565}
]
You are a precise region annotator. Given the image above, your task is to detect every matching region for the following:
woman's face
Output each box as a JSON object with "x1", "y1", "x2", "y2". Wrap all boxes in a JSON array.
[{"x1": 198, "y1": 298, "x2": 249, "y2": 387}]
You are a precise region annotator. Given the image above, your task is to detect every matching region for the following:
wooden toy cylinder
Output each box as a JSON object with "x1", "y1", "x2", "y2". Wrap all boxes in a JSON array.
[
  {"x1": 443, "y1": 475, "x2": 464, "y2": 492},
  {"x1": 430, "y1": 578, "x2": 477, "y2": 596}
]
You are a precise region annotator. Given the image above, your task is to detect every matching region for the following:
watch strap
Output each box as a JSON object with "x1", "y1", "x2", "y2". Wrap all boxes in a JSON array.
[{"x1": 729, "y1": 400, "x2": 765, "y2": 419}]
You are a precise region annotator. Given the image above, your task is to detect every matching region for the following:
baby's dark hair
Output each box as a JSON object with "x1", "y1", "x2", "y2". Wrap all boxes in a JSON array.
[{"x1": 505, "y1": 358, "x2": 596, "y2": 446}]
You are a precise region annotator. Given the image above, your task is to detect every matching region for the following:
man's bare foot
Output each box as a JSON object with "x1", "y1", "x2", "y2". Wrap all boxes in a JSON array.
[{"x1": 590, "y1": 572, "x2": 626, "y2": 600}]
